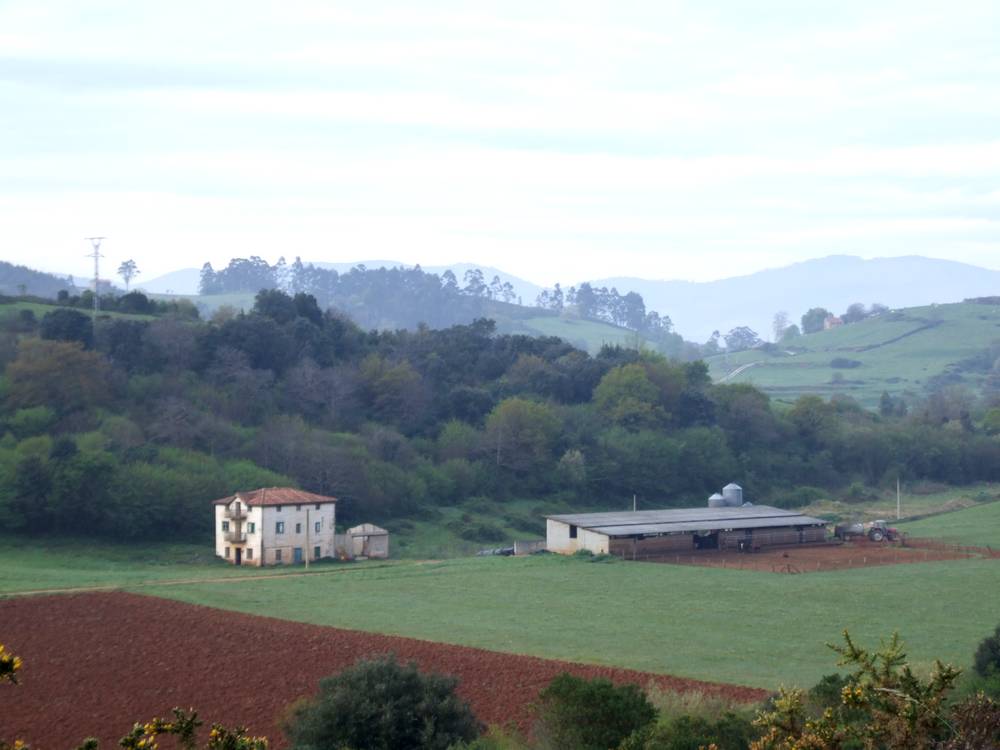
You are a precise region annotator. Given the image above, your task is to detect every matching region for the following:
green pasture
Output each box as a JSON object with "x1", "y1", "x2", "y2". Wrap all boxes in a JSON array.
[
  {"x1": 898, "y1": 501, "x2": 1000, "y2": 548},
  {"x1": 0, "y1": 300, "x2": 156, "y2": 322},
  {"x1": 510, "y1": 315, "x2": 649, "y2": 354},
  {"x1": 148, "y1": 554, "x2": 1000, "y2": 690},
  {"x1": 800, "y1": 482, "x2": 1000, "y2": 524},
  {"x1": 0, "y1": 535, "x2": 391, "y2": 593},
  {"x1": 706, "y1": 302, "x2": 1000, "y2": 406}
]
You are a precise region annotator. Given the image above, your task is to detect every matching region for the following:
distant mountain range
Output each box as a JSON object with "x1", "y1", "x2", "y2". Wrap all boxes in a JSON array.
[
  {"x1": 134, "y1": 254, "x2": 1000, "y2": 342},
  {"x1": 587, "y1": 255, "x2": 1000, "y2": 341}
]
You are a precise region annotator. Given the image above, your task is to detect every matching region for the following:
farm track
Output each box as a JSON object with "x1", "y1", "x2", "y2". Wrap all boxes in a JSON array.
[{"x1": 0, "y1": 592, "x2": 769, "y2": 749}]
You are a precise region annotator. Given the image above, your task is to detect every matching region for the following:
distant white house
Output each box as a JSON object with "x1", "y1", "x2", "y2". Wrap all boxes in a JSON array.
[{"x1": 213, "y1": 487, "x2": 337, "y2": 566}]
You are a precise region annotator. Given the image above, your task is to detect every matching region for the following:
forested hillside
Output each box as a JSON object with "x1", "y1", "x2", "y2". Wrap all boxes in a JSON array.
[{"x1": 2, "y1": 290, "x2": 1000, "y2": 545}]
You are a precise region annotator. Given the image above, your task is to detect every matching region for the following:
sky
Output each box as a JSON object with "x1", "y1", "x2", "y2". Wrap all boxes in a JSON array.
[{"x1": 1, "y1": 0, "x2": 999, "y2": 286}]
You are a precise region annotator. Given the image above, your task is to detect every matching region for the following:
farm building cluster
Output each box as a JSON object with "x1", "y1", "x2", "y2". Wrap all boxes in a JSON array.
[
  {"x1": 213, "y1": 487, "x2": 389, "y2": 566},
  {"x1": 545, "y1": 483, "x2": 828, "y2": 559}
]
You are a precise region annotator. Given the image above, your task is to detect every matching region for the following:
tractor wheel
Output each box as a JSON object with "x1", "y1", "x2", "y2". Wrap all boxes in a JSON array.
[{"x1": 870, "y1": 530, "x2": 885, "y2": 542}]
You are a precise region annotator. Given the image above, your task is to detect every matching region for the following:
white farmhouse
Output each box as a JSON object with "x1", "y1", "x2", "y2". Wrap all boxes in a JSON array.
[{"x1": 213, "y1": 487, "x2": 337, "y2": 566}]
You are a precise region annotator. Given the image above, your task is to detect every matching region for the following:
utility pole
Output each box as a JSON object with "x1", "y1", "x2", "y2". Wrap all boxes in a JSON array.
[
  {"x1": 305, "y1": 508, "x2": 311, "y2": 570},
  {"x1": 896, "y1": 476, "x2": 900, "y2": 521},
  {"x1": 84, "y1": 237, "x2": 105, "y2": 320},
  {"x1": 633, "y1": 494, "x2": 637, "y2": 512}
]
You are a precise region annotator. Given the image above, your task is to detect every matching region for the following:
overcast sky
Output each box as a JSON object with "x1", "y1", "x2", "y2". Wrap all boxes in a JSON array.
[{"x1": 2, "y1": 0, "x2": 999, "y2": 285}]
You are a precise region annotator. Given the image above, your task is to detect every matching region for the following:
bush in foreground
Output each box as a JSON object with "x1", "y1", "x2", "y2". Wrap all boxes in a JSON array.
[
  {"x1": 282, "y1": 654, "x2": 481, "y2": 750},
  {"x1": 532, "y1": 673, "x2": 656, "y2": 750}
]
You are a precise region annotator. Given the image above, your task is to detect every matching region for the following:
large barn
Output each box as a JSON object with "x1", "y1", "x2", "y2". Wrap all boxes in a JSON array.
[{"x1": 546, "y1": 484, "x2": 827, "y2": 559}]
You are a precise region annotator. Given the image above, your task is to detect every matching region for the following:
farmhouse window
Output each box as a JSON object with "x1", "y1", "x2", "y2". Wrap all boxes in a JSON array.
[
  {"x1": 248, "y1": 522, "x2": 256, "y2": 534},
  {"x1": 276, "y1": 505, "x2": 282, "y2": 512},
  {"x1": 313, "y1": 546, "x2": 320, "y2": 559},
  {"x1": 222, "y1": 520, "x2": 230, "y2": 532},
  {"x1": 315, "y1": 503, "x2": 321, "y2": 510},
  {"x1": 314, "y1": 521, "x2": 321, "y2": 533},
  {"x1": 246, "y1": 549, "x2": 254, "y2": 560},
  {"x1": 276, "y1": 521, "x2": 285, "y2": 534},
  {"x1": 275, "y1": 549, "x2": 283, "y2": 562},
  {"x1": 569, "y1": 525, "x2": 578, "y2": 539},
  {"x1": 224, "y1": 547, "x2": 230, "y2": 558},
  {"x1": 296, "y1": 504, "x2": 302, "y2": 511},
  {"x1": 295, "y1": 523, "x2": 302, "y2": 534}
]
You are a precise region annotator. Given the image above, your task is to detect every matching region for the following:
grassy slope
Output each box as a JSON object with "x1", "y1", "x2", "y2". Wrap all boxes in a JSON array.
[
  {"x1": 706, "y1": 302, "x2": 1000, "y2": 407},
  {"x1": 799, "y1": 483, "x2": 1000, "y2": 525},
  {"x1": 147, "y1": 554, "x2": 1000, "y2": 689},
  {"x1": 512, "y1": 315, "x2": 647, "y2": 354},
  {"x1": 0, "y1": 301, "x2": 156, "y2": 322},
  {"x1": 898, "y1": 501, "x2": 1000, "y2": 547}
]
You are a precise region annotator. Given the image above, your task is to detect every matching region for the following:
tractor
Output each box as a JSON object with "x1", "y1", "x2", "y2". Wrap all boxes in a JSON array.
[{"x1": 834, "y1": 519, "x2": 901, "y2": 542}]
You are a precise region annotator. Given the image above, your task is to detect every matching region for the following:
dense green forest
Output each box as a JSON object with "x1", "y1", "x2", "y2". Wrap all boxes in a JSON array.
[{"x1": 1, "y1": 287, "x2": 1000, "y2": 542}]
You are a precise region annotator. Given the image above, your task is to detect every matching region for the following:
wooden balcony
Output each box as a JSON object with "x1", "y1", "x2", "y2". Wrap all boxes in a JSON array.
[
  {"x1": 224, "y1": 506, "x2": 248, "y2": 520},
  {"x1": 225, "y1": 530, "x2": 247, "y2": 543}
]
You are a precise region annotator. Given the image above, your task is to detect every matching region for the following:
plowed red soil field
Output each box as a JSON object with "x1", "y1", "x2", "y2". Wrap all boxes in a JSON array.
[{"x1": 0, "y1": 592, "x2": 767, "y2": 748}]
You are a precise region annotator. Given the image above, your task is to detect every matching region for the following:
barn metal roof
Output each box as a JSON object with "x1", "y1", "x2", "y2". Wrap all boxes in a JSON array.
[{"x1": 546, "y1": 506, "x2": 827, "y2": 537}]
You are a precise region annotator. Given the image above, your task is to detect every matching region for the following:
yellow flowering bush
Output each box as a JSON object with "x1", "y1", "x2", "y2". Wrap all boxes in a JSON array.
[
  {"x1": 0, "y1": 644, "x2": 23, "y2": 685},
  {"x1": 751, "y1": 631, "x2": 962, "y2": 750}
]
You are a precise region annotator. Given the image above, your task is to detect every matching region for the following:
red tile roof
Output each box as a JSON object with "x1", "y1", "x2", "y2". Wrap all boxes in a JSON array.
[{"x1": 212, "y1": 487, "x2": 337, "y2": 507}]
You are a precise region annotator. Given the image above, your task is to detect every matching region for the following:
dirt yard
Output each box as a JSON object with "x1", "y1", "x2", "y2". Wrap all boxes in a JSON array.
[
  {"x1": 636, "y1": 539, "x2": 981, "y2": 573},
  {"x1": 0, "y1": 592, "x2": 767, "y2": 749}
]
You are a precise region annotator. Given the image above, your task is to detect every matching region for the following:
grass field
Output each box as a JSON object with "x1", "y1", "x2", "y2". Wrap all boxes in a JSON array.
[
  {"x1": 705, "y1": 301, "x2": 1000, "y2": 407},
  {"x1": 147, "y1": 554, "x2": 1000, "y2": 689},
  {"x1": 800, "y1": 482, "x2": 1000, "y2": 524},
  {"x1": 0, "y1": 300, "x2": 156, "y2": 322},
  {"x1": 898, "y1": 501, "x2": 1000, "y2": 547},
  {"x1": 0, "y1": 536, "x2": 393, "y2": 593},
  {"x1": 513, "y1": 315, "x2": 649, "y2": 354},
  {"x1": 3, "y1": 539, "x2": 998, "y2": 689}
]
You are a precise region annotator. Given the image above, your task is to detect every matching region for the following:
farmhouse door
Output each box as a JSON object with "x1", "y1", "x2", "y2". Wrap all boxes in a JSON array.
[
  {"x1": 235, "y1": 548, "x2": 242, "y2": 566},
  {"x1": 293, "y1": 547, "x2": 303, "y2": 564}
]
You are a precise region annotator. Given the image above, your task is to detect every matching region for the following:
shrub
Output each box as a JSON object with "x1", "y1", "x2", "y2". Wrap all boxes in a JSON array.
[
  {"x1": 974, "y1": 623, "x2": 1000, "y2": 678},
  {"x1": 282, "y1": 654, "x2": 481, "y2": 750},
  {"x1": 830, "y1": 358, "x2": 862, "y2": 369},
  {"x1": 533, "y1": 673, "x2": 656, "y2": 750},
  {"x1": 620, "y1": 712, "x2": 756, "y2": 750}
]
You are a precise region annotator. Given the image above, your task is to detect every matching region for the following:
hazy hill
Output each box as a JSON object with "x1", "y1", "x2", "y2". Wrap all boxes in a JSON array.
[
  {"x1": 142, "y1": 261, "x2": 543, "y2": 302},
  {"x1": 590, "y1": 255, "x2": 1000, "y2": 342},
  {"x1": 706, "y1": 299, "x2": 1000, "y2": 407},
  {"x1": 0, "y1": 261, "x2": 78, "y2": 297}
]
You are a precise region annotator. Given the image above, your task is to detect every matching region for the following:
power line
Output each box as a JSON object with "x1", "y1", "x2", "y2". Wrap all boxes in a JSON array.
[{"x1": 84, "y1": 236, "x2": 105, "y2": 319}]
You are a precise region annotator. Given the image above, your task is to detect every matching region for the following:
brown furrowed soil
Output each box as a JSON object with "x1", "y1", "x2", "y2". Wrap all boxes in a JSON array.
[
  {"x1": 0, "y1": 592, "x2": 767, "y2": 748},
  {"x1": 635, "y1": 539, "x2": 977, "y2": 573}
]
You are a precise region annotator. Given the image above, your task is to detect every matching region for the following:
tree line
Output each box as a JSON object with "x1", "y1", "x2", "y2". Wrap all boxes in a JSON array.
[{"x1": 2, "y1": 289, "x2": 1000, "y2": 541}]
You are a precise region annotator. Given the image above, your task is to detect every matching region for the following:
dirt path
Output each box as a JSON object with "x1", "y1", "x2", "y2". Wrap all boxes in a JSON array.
[{"x1": 719, "y1": 360, "x2": 762, "y2": 382}]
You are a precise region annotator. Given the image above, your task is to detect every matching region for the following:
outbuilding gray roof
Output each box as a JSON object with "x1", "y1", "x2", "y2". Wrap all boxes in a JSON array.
[{"x1": 546, "y1": 505, "x2": 827, "y2": 537}]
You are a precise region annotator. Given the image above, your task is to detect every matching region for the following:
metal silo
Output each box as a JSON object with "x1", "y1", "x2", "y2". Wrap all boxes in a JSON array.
[
  {"x1": 722, "y1": 483, "x2": 743, "y2": 507},
  {"x1": 707, "y1": 493, "x2": 727, "y2": 508}
]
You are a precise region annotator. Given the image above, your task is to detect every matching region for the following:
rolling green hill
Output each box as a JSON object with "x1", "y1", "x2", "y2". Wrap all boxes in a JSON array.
[{"x1": 706, "y1": 301, "x2": 1000, "y2": 407}]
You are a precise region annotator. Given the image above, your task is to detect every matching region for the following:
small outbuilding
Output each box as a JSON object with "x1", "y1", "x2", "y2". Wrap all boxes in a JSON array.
[
  {"x1": 347, "y1": 523, "x2": 390, "y2": 559},
  {"x1": 546, "y1": 483, "x2": 827, "y2": 559}
]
